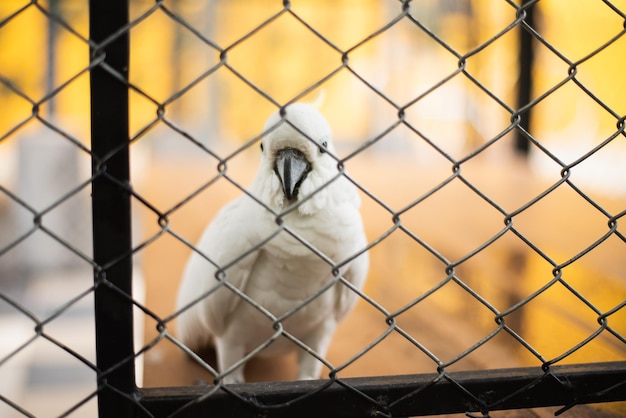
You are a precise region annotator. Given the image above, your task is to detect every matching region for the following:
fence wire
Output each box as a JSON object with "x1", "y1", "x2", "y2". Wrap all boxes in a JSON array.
[{"x1": 1, "y1": 0, "x2": 625, "y2": 417}]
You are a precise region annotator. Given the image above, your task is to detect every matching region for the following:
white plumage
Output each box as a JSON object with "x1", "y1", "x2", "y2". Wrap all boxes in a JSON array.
[{"x1": 176, "y1": 103, "x2": 369, "y2": 384}]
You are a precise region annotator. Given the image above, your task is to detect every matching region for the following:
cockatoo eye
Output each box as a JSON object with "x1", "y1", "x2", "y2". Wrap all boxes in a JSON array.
[
  {"x1": 319, "y1": 141, "x2": 328, "y2": 154},
  {"x1": 260, "y1": 142, "x2": 264, "y2": 152}
]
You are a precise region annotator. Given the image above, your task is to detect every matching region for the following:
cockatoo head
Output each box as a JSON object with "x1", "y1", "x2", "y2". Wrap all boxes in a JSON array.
[{"x1": 257, "y1": 103, "x2": 339, "y2": 214}]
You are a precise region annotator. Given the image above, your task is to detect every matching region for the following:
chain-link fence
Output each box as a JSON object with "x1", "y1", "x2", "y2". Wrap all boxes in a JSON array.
[{"x1": 1, "y1": 0, "x2": 625, "y2": 417}]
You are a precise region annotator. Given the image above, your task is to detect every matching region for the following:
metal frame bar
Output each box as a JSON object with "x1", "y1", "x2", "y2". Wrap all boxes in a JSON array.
[
  {"x1": 90, "y1": 0, "x2": 136, "y2": 416},
  {"x1": 138, "y1": 362, "x2": 626, "y2": 417}
]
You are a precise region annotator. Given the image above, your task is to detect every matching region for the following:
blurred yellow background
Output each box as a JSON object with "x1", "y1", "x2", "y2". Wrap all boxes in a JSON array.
[{"x1": 1, "y1": 1, "x2": 625, "y2": 416}]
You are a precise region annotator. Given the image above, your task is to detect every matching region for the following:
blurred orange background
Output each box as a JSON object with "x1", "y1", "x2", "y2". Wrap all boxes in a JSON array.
[{"x1": 1, "y1": 1, "x2": 625, "y2": 416}]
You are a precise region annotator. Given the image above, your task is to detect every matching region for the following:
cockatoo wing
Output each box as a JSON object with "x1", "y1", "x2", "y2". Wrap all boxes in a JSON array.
[{"x1": 176, "y1": 195, "x2": 261, "y2": 350}]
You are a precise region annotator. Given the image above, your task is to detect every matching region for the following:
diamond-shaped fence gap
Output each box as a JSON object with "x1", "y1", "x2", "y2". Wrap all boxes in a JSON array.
[
  {"x1": 55, "y1": 0, "x2": 89, "y2": 39},
  {"x1": 495, "y1": 237, "x2": 558, "y2": 300},
  {"x1": 0, "y1": 316, "x2": 38, "y2": 418},
  {"x1": 289, "y1": 1, "x2": 393, "y2": 53},
  {"x1": 556, "y1": 255, "x2": 626, "y2": 324},
  {"x1": 458, "y1": 135, "x2": 546, "y2": 212},
  {"x1": 158, "y1": 0, "x2": 215, "y2": 39},
  {"x1": 35, "y1": 0, "x2": 89, "y2": 39},
  {"x1": 130, "y1": 124, "x2": 224, "y2": 215},
  {"x1": 129, "y1": 7, "x2": 205, "y2": 105},
  {"x1": 509, "y1": 279, "x2": 607, "y2": 364},
  {"x1": 530, "y1": 31, "x2": 576, "y2": 100},
  {"x1": 564, "y1": 127, "x2": 626, "y2": 200},
  {"x1": 12, "y1": 126, "x2": 92, "y2": 204},
  {"x1": 329, "y1": 310, "x2": 437, "y2": 378},
  {"x1": 213, "y1": 119, "x2": 275, "y2": 168},
  {"x1": 573, "y1": 35, "x2": 626, "y2": 119},
  {"x1": 4, "y1": 131, "x2": 92, "y2": 273},
  {"x1": 20, "y1": 128, "x2": 91, "y2": 177},
  {"x1": 36, "y1": 186, "x2": 93, "y2": 260},
  {"x1": 529, "y1": 80, "x2": 625, "y2": 165},
  {"x1": 512, "y1": 183, "x2": 615, "y2": 266},
  {"x1": 149, "y1": 11, "x2": 222, "y2": 121},
  {"x1": 459, "y1": 28, "x2": 520, "y2": 110},
  {"x1": 403, "y1": 74, "x2": 511, "y2": 163},
  {"x1": 565, "y1": 232, "x2": 626, "y2": 300},
  {"x1": 0, "y1": 83, "x2": 35, "y2": 142},
  {"x1": 0, "y1": 190, "x2": 37, "y2": 254},
  {"x1": 207, "y1": 1, "x2": 284, "y2": 50},
  {"x1": 392, "y1": 278, "x2": 500, "y2": 370},
  {"x1": 129, "y1": 0, "x2": 160, "y2": 21},
  {"x1": 346, "y1": 14, "x2": 460, "y2": 108},
  {"x1": 142, "y1": 331, "x2": 218, "y2": 387},
  {"x1": 206, "y1": 67, "x2": 282, "y2": 142},
  {"x1": 450, "y1": 234, "x2": 527, "y2": 318},
  {"x1": 537, "y1": 0, "x2": 625, "y2": 64},
  {"x1": 428, "y1": 1, "x2": 519, "y2": 57},
  {"x1": 36, "y1": 72, "x2": 92, "y2": 146},
  {"x1": 322, "y1": 237, "x2": 441, "y2": 377},
  {"x1": 44, "y1": 8, "x2": 90, "y2": 81},
  {"x1": 23, "y1": 267, "x2": 94, "y2": 345},
  {"x1": 16, "y1": 336, "x2": 97, "y2": 418},
  {"x1": 0, "y1": 296, "x2": 38, "y2": 360},
  {"x1": 0, "y1": 5, "x2": 48, "y2": 101},
  {"x1": 224, "y1": 11, "x2": 341, "y2": 105},
  {"x1": 12, "y1": 227, "x2": 91, "y2": 281},
  {"x1": 395, "y1": 124, "x2": 456, "y2": 170},
  {"x1": 132, "y1": 149, "x2": 259, "y2": 270},
  {"x1": 344, "y1": 140, "x2": 452, "y2": 224},
  {"x1": 406, "y1": 2, "x2": 473, "y2": 55},
  {"x1": 397, "y1": 176, "x2": 508, "y2": 263},
  {"x1": 156, "y1": 70, "x2": 223, "y2": 142},
  {"x1": 364, "y1": 230, "x2": 447, "y2": 315},
  {"x1": 536, "y1": 278, "x2": 626, "y2": 366},
  {"x1": 320, "y1": 69, "x2": 403, "y2": 148}
]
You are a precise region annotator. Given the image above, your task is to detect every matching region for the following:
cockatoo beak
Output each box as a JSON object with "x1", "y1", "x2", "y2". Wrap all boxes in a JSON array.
[{"x1": 274, "y1": 148, "x2": 311, "y2": 201}]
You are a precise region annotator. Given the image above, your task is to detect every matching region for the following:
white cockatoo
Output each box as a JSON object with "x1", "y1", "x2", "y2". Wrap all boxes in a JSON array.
[{"x1": 176, "y1": 103, "x2": 369, "y2": 384}]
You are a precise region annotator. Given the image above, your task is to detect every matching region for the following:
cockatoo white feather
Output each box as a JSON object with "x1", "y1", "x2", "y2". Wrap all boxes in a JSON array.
[{"x1": 176, "y1": 103, "x2": 369, "y2": 384}]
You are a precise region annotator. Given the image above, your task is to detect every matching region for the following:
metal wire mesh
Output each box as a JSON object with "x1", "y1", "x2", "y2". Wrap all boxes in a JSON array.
[{"x1": 1, "y1": 0, "x2": 625, "y2": 417}]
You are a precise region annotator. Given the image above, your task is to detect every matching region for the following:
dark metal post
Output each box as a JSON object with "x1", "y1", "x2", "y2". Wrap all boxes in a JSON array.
[
  {"x1": 89, "y1": 1, "x2": 135, "y2": 417},
  {"x1": 515, "y1": 1, "x2": 535, "y2": 157}
]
